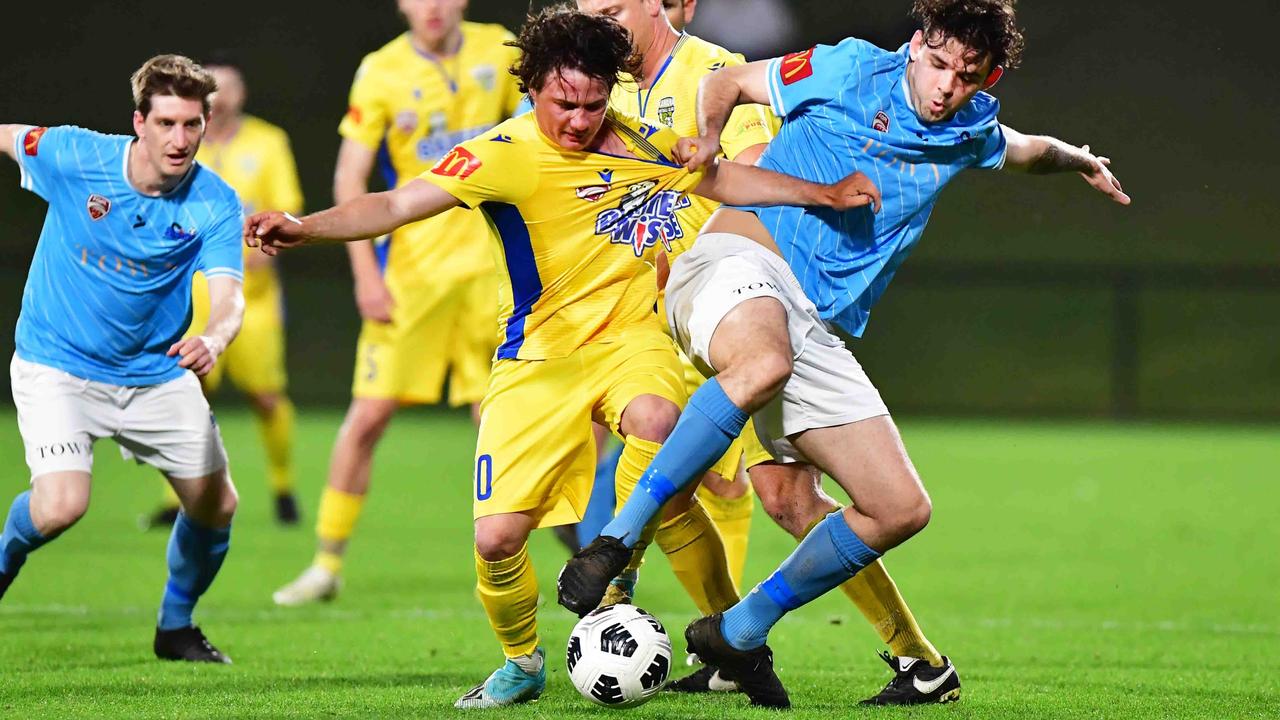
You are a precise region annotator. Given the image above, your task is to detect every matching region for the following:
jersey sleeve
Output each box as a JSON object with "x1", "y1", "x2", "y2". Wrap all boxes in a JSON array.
[
  {"x1": 264, "y1": 132, "x2": 305, "y2": 214},
  {"x1": 337, "y1": 58, "x2": 389, "y2": 150},
  {"x1": 420, "y1": 130, "x2": 537, "y2": 208},
  {"x1": 973, "y1": 123, "x2": 1007, "y2": 170},
  {"x1": 197, "y1": 197, "x2": 246, "y2": 282},
  {"x1": 721, "y1": 104, "x2": 775, "y2": 161},
  {"x1": 764, "y1": 39, "x2": 866, "y2": 119},
  {"x1": 12, "y1": 125, "x2": 90, "y2": 200}
]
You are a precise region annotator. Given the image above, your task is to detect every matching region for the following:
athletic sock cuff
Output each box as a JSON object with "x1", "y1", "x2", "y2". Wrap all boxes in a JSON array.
[
  {"x1": 12, "y1": 492, "x2": 44, "y2": 542},
  {"x1": 687, "y1": 379, "x2": 750, "y2": 435},
  {"x1": 823, "y1": 512, "x2": 880, "y2": 572},
  {"x1": 175, "y1": 512, "x2": 232, "y2": 544}
]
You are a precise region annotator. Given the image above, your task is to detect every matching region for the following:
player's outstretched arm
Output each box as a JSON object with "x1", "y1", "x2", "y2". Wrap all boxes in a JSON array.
[
  {"x1": 694, "y1": 159, "x2": 882, "y2": 213},
  {"x1": 674, "y1": 62, "x2": 772, "y2": 170},
  {"x1": 333, "y1": 137, "x2": 395, "y2": 323},
  {"x1": 0, "y1": 124, "x2": 33, "y2": 161},
  {"x1": 167, "y1": 276, "x2": 245, "y2": 377},
  {"x1": 1001, "y1": 125, "x2": 1131, "y2": 205},
  {"x1": 245, "y1": 179, "x2": 462, "y2": 256}
]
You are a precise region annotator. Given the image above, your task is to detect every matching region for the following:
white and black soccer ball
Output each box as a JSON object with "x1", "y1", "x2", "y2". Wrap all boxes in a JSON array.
[{"x1": 566, "y1": 604, "x2": 673, "y2": 708}]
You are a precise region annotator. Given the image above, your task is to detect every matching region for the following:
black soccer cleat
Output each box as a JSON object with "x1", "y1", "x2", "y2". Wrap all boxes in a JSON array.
[
  {"x1": 860, "y1": 652, "x2": 960, "y2": 705},
  {"x1": 556, "y1": 535, "x2": 631, "y2": 617},
  {"x1": 274, "y1": 493, "x2": 300, "y2": 525},
  {"x1": 154, "y1": 625, "x2": 232, "y2": 664},
  {"x1": 684, "y1": 614, "x2": 789, "y2": 709},
  {"x1": 666, "y1": 662, "x2": 741, "y2": 694}
]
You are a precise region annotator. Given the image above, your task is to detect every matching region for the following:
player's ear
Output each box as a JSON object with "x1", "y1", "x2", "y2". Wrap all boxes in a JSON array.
[
  {"x1": 983, "y1": 65, "x2": 1004, "y2": 89},
  {"x1": 132, "y1": 110, "x2": 146, "y2": 136},
  {"x1": 908, "y1": 30, "x2": 924, "y2": 62}
]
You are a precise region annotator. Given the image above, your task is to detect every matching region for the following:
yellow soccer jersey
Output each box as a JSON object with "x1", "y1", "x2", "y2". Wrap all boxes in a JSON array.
[
  {"x1": 422, "y1": 110, "x2": 705, "y2": 361},
  {"x1": 195, "y1": 114, "x2": 302, "y2": 301},
  {"x1": 340, "y1": 23, "x2": 524, "y2": 281},
  {"x1": 611, "y1": 33, "x2": 776, "y2": 254}
]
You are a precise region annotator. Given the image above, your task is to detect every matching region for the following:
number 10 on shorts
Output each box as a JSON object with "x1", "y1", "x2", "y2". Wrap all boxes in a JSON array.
[{"x1": 475, "y1": 454, "x2": 493, "y2": 501}]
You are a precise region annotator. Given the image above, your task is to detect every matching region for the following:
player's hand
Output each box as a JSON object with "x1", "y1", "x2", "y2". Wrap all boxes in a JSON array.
[
  {"x1": 244, "y1": 211, "x2": 308, "y2": 256},
  {"x1": 1079, "y1": 145, "x2": 1131, "y2": 205},
  {"x1": 167, "y1": 335, "x2": 223, "y2": 377},
  {"x1": 354, "y1": 274, "x2": 396, "y2": 324},
  {"x1": 820, "y1": 171, "x2": 882, "y2": 213},
  {"x1": 673, "y1": 134, "x2": 721, "y2": 171}
]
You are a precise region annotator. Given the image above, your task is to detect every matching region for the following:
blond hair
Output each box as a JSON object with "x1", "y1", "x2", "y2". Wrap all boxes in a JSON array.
[{"x1": 130, "y1": 54, "x2": 218, "y2": 117}]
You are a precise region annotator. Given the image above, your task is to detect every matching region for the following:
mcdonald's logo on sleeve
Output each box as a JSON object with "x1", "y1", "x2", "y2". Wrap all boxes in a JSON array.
[
  {"x1": 430, "y1": 146, "x2": 483, "y2": 180},
  {"x1": 779, "y1": 48, "x2": 815, "y2": 86},
  {"x1": 24, "y1": 127, "x2": 49, "y2": 156}
]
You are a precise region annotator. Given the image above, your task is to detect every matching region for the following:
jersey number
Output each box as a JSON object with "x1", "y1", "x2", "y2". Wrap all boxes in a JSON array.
[{"x1": 475, "y1": 454, "x2": 494, "y2": 501}]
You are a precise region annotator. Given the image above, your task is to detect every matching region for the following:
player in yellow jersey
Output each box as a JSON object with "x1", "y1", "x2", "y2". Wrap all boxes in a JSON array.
[
  {"x1": 272, "y1": 0, "x2": 524, "y2": 606},
  {"x1": 246, "y1": 7, "x2": 878, "y2": 707},
  {"x1": 579, "y1": 0, "x2": 961, "y2": 701},
  {"x1": 140, "y1": 55, "x2": 304, "y2": 530}
]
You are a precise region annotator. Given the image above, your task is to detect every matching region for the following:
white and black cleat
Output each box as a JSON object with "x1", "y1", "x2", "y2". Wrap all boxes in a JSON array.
[{"x1": 860, "y1": 652, "x2": 960, "y2": 705}]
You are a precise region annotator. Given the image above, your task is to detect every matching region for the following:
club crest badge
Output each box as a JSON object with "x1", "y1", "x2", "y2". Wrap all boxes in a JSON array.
[
  {"x1": 594, "y1": 179, "x2": 690, "y2": 257},
  {"x1": 395, "y1": 110, "x2": 419, "y2": 134},
  {"x1": 86, "y1": 194, "x2": 111, "y2": 221},
  {"x1": 657, "y1": 96, "x2": 676, "y2": 127},
  {"x1": 472, "y1": 64, "x2": 497, "y2": 92},
  {"x1": 873, "y1": 110, "x2": 890, "y2": 133}
]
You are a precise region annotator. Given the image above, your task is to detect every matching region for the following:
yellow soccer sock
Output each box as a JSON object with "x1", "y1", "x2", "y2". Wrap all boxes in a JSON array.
[
  {"x1": 476, "y1": 544, "x2": 540, "y2": 658},
  {"x1": 259, "y1": 397, "x2": 295, "y2": 495},
  {"x1": 313, "y1": 487, "x2": 366, "y2": 575},
  {"x1": 798, "y1": 516, "x2": 944, "y2": 667},
  {"x1": 655, "y1": 500, "x2": 740, "y2": 614},
  {"x1": 696, "y1": 485, "x2": 754, "y2": 592}
]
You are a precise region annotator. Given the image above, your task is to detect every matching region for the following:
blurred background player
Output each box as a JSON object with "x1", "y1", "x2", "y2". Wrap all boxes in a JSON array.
[
  {"x1": 142, "y1": 54, "x2": 304, "y2": 530},
  {"x1": 0, "y1": 55, "x2": 245, "y2": 662},
  {"x1": 272, "y1": 0, "x2": 523, "y2": 606}
]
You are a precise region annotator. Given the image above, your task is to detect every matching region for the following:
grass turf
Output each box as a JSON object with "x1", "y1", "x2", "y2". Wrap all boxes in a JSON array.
[{"x1": 0, "y1": 408, "x2": 1276, "y2": 719}]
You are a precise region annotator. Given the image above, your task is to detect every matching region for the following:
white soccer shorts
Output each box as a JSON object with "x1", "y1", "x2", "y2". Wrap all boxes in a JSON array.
[
  {"x1": 665, "y1": 232, "x2": 889, "y2": 464},
  {"x1": 10, "y1": 354, "x2": 228, "y2": 480}
]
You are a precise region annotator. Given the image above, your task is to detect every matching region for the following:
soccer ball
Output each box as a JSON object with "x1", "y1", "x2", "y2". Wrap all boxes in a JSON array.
[{"x1": 566, "y1": 604, "x2": 673, "y2": 708}]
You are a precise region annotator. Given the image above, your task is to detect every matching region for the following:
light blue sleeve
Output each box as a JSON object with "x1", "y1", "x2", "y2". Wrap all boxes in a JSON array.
[
  {"x1": 12, "y1": 125, "x2": 88, "y2": 200},
  {"x1": 764, "y1": 39, "x2": 866, "y2": 119},
  {"x1": 973, "y1": 124, "x2": 1007, "y2": 170},
  {"x1": 196, "y1": 194, "x2": 245, "y2": 282}
]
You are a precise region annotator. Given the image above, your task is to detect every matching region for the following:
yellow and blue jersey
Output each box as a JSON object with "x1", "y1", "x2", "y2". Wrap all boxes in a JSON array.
[
  {"x1": 610, "y1": 33, "x2": 776, "y2": 251},
  {"x1": 749, "y1": 39, "x2": 1006, "y2": 336},
  {"x1": 195, "y1": 114, "x2": 302, "y2": 301},
  {"x1": 11, "y1": 125, "x2": 242, "y2": 385},
  {"x1": 422, "y1": 110, "x2": 705, "y2": 361},
  {"x1": 339, "y1": 23, "x2": 523, "y2": 282}
]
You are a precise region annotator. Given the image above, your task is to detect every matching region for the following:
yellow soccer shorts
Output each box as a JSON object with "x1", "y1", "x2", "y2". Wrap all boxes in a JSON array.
[
  {"x1": 190, "y1": 268, "x2": 287, "y2": 395},
  {"x1": 472, "y1": 330, "x2": 685, "y2": 528},
  {"x1": 352, "y1": 269, "x2": 498, "y2": 405}
]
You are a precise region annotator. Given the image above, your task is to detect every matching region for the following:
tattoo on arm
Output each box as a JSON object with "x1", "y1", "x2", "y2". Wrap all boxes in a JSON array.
[{"x1": 1028, "y1": 137, "x2": 1094, "y2": 175}]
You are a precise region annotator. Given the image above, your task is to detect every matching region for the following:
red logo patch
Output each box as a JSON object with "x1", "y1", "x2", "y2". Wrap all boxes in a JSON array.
[
  {"x1": 873, "y1": 111, "x2": 890, "y2": 133},
  {"x1": 430, "y1": 147, "x2": 483, "y2": 181},
  {"x1": 779, "y1": 48, "x2": 815, "y2": 86},
  {"x1": 24, "y1": 127, "x2": 48, "y2": 156},
  {"x1": 575, "y1": 184, "x2": 610, "y2": 202},
  {"x1": 86, "y1": 194, "x2": 111, "y2": 221},
  {"x1": 346, "y1": 105, "x2": 363, "y2": 125}
]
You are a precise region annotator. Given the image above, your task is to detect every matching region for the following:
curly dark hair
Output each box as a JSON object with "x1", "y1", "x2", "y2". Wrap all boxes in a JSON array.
[
  {"x1": 507, "y1": 4, "x2": 642, "y2": 95},
  {"x1": 910, "y1": 0, "x2": 1025, "y2": 70}
]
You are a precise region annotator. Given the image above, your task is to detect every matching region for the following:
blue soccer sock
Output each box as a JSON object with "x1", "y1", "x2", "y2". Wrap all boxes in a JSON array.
[
  {"x1": 721, "y1": 511, "x2": 881, "y2": 650},
  {"x1": 576, "y1": 442, "x2": 622, "y2": 549},
  {"x1": 158, "y1": 513, "x2": 231, "y2": 630},
  {"x1": 0, "y1": 491, "x2": 49, "y2": 577},
  {"x1": 601, "y1": 379, "x2": 749, "y2": 548}
]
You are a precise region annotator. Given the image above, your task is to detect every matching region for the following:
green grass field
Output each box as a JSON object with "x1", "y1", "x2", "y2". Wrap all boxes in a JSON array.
[{"x1": 0, "y1": 408, "x2": 1276, "y2": 719}]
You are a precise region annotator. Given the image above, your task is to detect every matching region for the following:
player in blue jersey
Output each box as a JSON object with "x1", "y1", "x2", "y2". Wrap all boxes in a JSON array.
[
  {"x1": 560, "y1": 0, "x2": 1130, "y2": 707},
  {"x1": 0, "y1": 55, "x2": 245, "y2": 663}
]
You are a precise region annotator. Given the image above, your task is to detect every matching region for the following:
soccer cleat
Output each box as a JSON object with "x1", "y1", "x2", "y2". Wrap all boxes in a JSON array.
[
  {"x1": 0, "y1": 570, "x2": 16, "y2": 601},
  {"x1": 154, "y1": 625, "x2": 232, "y2": 664},
  {"x1": 454, "y1": 648, "x2": 546, "y2": 709},
  {"x1": 138, "y1": 505, "x2": 180, "y2": 531},
  {"x1": 556, "y1": 535, "x2": 630, "y2": 617},
  {"x1": 272, "y1": 565, "x2": 341, "y2": 607},
  {"x1": 860, "y1": 652, "x2": 961, "y2": 705},
  {"x1": 684, "y1": 614, "x2": 789, "y2": 709},
  {"x1": 274, "y1": 493, "x2": 300, "y2": 525},
  {"x1": 666, "y1": 663, "x2": 741, "y2": 693}
]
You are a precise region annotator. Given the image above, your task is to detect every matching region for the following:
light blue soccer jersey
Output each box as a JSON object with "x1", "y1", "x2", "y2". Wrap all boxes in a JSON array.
[
  {"x1": 742, "y1": 40, "x2": 1006, "y2": 337},
  {"x1": 11, "y1": 125, "x2": 243, "y2": 385}
]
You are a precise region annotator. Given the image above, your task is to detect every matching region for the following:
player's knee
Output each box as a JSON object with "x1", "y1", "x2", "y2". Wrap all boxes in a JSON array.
[
  {"x1": 249, "y1": 392, "x2": 280, "y2": 416},
  {"x1": 885, "y1": 486, "x2": 932, "y2": 543},
  {"x1": 620, "y1": 395, "x2": 681, "y2": 443},
  {"x1": 474, "y1": 531, "x2": 524, "y2": 562},
  {"x1": 343, "y1": 401, "x2": 396, "y2": 447},
  {"x1": 32, "y1": 491, "x2": 88, "y2": 536},
  {"x1": 723, "y1": 350, "x2": 792, "y2": 409},
  {"x1": 213, "y1": 483, "x2": 240, "y2": 526}
]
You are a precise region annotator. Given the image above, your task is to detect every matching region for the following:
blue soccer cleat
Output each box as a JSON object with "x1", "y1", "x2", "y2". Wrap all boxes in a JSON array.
[{"x1": 454, "y1": 647, "x2": 546, "y2": 709}]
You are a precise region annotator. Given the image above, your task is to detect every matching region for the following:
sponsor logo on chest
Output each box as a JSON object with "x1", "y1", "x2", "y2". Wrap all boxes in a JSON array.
[{"x1": 593, "y1": 179, "x2": 691, "y2": 257}]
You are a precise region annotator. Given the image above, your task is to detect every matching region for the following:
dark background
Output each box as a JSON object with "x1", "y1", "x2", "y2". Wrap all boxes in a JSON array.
[{"x1": 1, "y1": 1, "x2": 1276, "y2": 417}]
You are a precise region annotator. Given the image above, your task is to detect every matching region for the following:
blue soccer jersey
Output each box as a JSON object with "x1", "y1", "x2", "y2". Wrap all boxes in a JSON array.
[
  {"x1": 741, "y1": 40, "x2": 1006, "y2": 337},
  {"x1": 11, "y1": 125, "x2": 243, "y2": 385}
]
